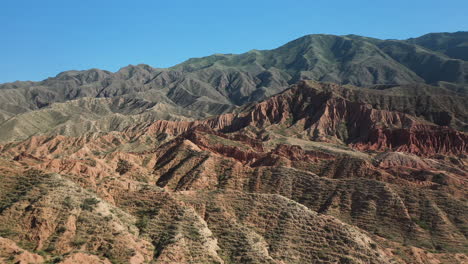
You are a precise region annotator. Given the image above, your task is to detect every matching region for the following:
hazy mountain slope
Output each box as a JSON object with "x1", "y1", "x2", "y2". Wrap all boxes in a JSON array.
[
  {"x1": 347, "y1": 33, "x2": 468, "y2": 92},
  {"x1": 0, "y1": 65, "x2": 235, "y2": 114},
  {"x1": 175, "y1": 33, "x2": 468, "y2": 91},
  {"x1": 174, "y1": 35, "x2": 423, "y2": 86},
  {"x1": 376, "y1": 41, "x2": 467, "y2": 85},
  {"x1": 406, "y1": 31, "x2": 468, "y2": 61},
  {"x1": 0, "y1": 96, "x2": 205, "y2": 142}
]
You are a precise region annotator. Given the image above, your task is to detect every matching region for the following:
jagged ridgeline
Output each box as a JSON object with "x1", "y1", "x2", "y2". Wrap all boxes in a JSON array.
[
  {"x1": 0, "y1": 32, "x2": 467, "y2": 142},
  {"x1": 0, "y1": 32, "x2": 467, "y2": 264}
]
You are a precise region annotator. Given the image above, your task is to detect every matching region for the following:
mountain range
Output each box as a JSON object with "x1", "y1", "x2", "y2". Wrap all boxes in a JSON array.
[
  {"x1": 1, "y1": 32, "x2": 467, "y2": 142},
  {"x1": 0, "y1": 32, "x2": 467, "y2": 264}
]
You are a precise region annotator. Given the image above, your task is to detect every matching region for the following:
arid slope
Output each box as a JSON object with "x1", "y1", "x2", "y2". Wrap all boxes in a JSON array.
[{"x1": 0, "y1": 81, "x2": 466, "y2": 263}]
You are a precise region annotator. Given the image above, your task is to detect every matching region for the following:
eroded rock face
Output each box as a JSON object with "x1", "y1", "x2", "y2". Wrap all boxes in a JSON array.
[
  {"x1": 373, "y1": 152, "x2": 430, "y2": 169},
  {"x1": 59, "y1": 253, "x2": 112, "y2": 264},
  {"x1": 0, "y1": 237, "x2": 44, "y2": 264},
  {"x1": 0, "y1": 81, "x2": 466, "y2": 263},
  {"x1": 121, "y1": 81, "x2": 467, "y2": 156},
  {"x1": 353, "y1": 125, "x2": 468, "y2": 155}
]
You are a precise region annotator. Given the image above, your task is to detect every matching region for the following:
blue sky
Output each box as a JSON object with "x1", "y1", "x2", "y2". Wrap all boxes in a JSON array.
[{"x1": 1, "y1": 0, "x2": 467, "y2": 83}]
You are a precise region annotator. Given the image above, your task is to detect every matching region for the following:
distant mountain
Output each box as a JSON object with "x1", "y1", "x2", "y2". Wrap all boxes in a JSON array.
[
  {"x1": 0, "y1": 32, "x2": 467, "y2": 142},
  {"x1": 407, "y1": 31, "x2": 468, "y2": 61},
  {"x1": 174, "y1": 32, "x2": 468, "y2": 93}
]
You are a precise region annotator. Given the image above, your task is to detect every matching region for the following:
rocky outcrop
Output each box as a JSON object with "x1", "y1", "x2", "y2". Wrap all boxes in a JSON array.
[
  {"x1": 373, "y1": 152, "x2": 430, "y2": 169},
  {"x1": 0, "y1": 237, "x2": 44, "y2": 264},
  {"x1": 59, "y1": 253, "x2": 112, "y2": 264},
  {"x1": 353, "y1": 125, "x2": 468, "y2": 155},
  {"x1": 126, "y1": 81, "x2": 467, "y2": 156}
]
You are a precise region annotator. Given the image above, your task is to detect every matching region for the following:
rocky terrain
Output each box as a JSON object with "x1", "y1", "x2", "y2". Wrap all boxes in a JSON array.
[
  {"x1": 0, "y1": 80, "x2": 467, "y2": 263},
  {"x1": 1, "y1": 32, "x2": 467, "y2": 142},
  {"x1": 0, "y1": 32, "x2": 467, "y2": 263}
]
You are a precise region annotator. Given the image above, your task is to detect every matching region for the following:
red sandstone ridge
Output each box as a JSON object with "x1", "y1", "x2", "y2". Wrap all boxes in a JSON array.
[
  {"x1": 2, "y1": 81, "x2": 466, "y2": 159},
  {"x1": 271, "y1": 144, "x2": 334, "y2": 162},
  {"x1": 123, "y1": 81, "x2": 467, "y2": 156},
  {"x1": 159, "y1": 127, "x2": 334, "y2": 167},
  {"x1": 353, "y1": 125, "x2": 468, "y2": 156}
]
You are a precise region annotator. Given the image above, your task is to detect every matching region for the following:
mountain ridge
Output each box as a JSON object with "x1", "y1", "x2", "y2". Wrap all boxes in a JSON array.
[
  {"x1": 0, "y1": 32, "x2": 467, "y2": 263},
  {"x1": 0, "y1": 32, "x2": 467, "y2": 142}
]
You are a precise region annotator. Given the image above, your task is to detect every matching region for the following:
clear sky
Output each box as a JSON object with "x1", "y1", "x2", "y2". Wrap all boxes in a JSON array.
[{"x1": 1, "y1": 0, "x2": 467, "y2": 83}]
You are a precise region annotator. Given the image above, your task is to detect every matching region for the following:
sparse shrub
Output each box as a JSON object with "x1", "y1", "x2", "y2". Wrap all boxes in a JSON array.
[
  {"x1": 0, "y1": 169, "x2": 49, "y2": 213},
  {"x1": 252, "y1": 236, "x2": 260, "y2": 243},
  {"x1": 211, "y1": 207, "x2": 222, "y2": 213},
  {"x1": 128, "y1": 248, "x2": 137, "y2": 257},
  {"x1": 317, "y1": 249, "x2": 329, "y2": 259},
  {"x1": 153, "y1": 232, "x2": 175, "y2": 258},
  {"x1": 35, "y1": 250, "x2": 48, "y2": 257},
  {"x1": 187, "y1": 226, "x2": 201, "y2": 240},
  {"x1": 116, "y1": 159, "x2": 133, "y2": 175},
  {"x1": 56, "y1": 226, "x2": 66, "y2": 233},
  {"x1": 62, "y1": 196, "x2": 73, "y2": 209},
  {"x1": 142, "y1": 157, "x2": 151, "y2": 167},
  {"x1": 337, "y1": 121, "x2": 349, "y2": 141},
  {"x1": 71, "y1": 238, "x2": 86, "y2": 247},
  {"x1": 412, "y1": 217, "x2": 431, "y2": 230},
  {"x1": 339, "y1": 256, "x2": 354, "y2": 264},
  {"x1": 434, "y1": 244, "x2": 445, "y2": 251},
  {"x1": 134, "y1": 174, "x2": 149, "y2": 183},
  {"x1": 77, "y1": 216, "x2": 87, "y2": 222},
  {"x1": 432, "y1": 173, "x2": 448, "y2": 185},
  {"x1": 44, "y1": 243, "x2": 56, "y2": 252},
  {"x1": 80, "y1": 197, "x2": 100, "y2": 211},
  {"x1": 50, "y1": 256, "x2": 63, "y2": 263},
  {"x1": 87, "y1": 159, "x2": 97, "y2": 167},
  {"x1": 136, "y1": 216, "x2": 149, "y2": 232},
  {"x1": 0, "y1": 228, "x2": 18, "y2": 238},
  {"x1": 86, "y1": 228, "x2": 97, "y2": 234}
]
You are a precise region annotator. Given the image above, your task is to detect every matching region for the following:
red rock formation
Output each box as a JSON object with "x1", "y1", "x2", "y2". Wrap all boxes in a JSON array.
[
  {"x1": 374, "y1": 152, "x2": 430, "y2": 169},
  {"x1": 123, "y1": 81, "x2": 467, "y2": 156},
  {"x1": 2, "y1": 82, "x2": 465, "y2": 176},
  {"x1": 354, "y1": 125, "x2": 468, "y2": 156},
  {"x1": 272, "y1": 144, "x2": 334, "y2": 162}
]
